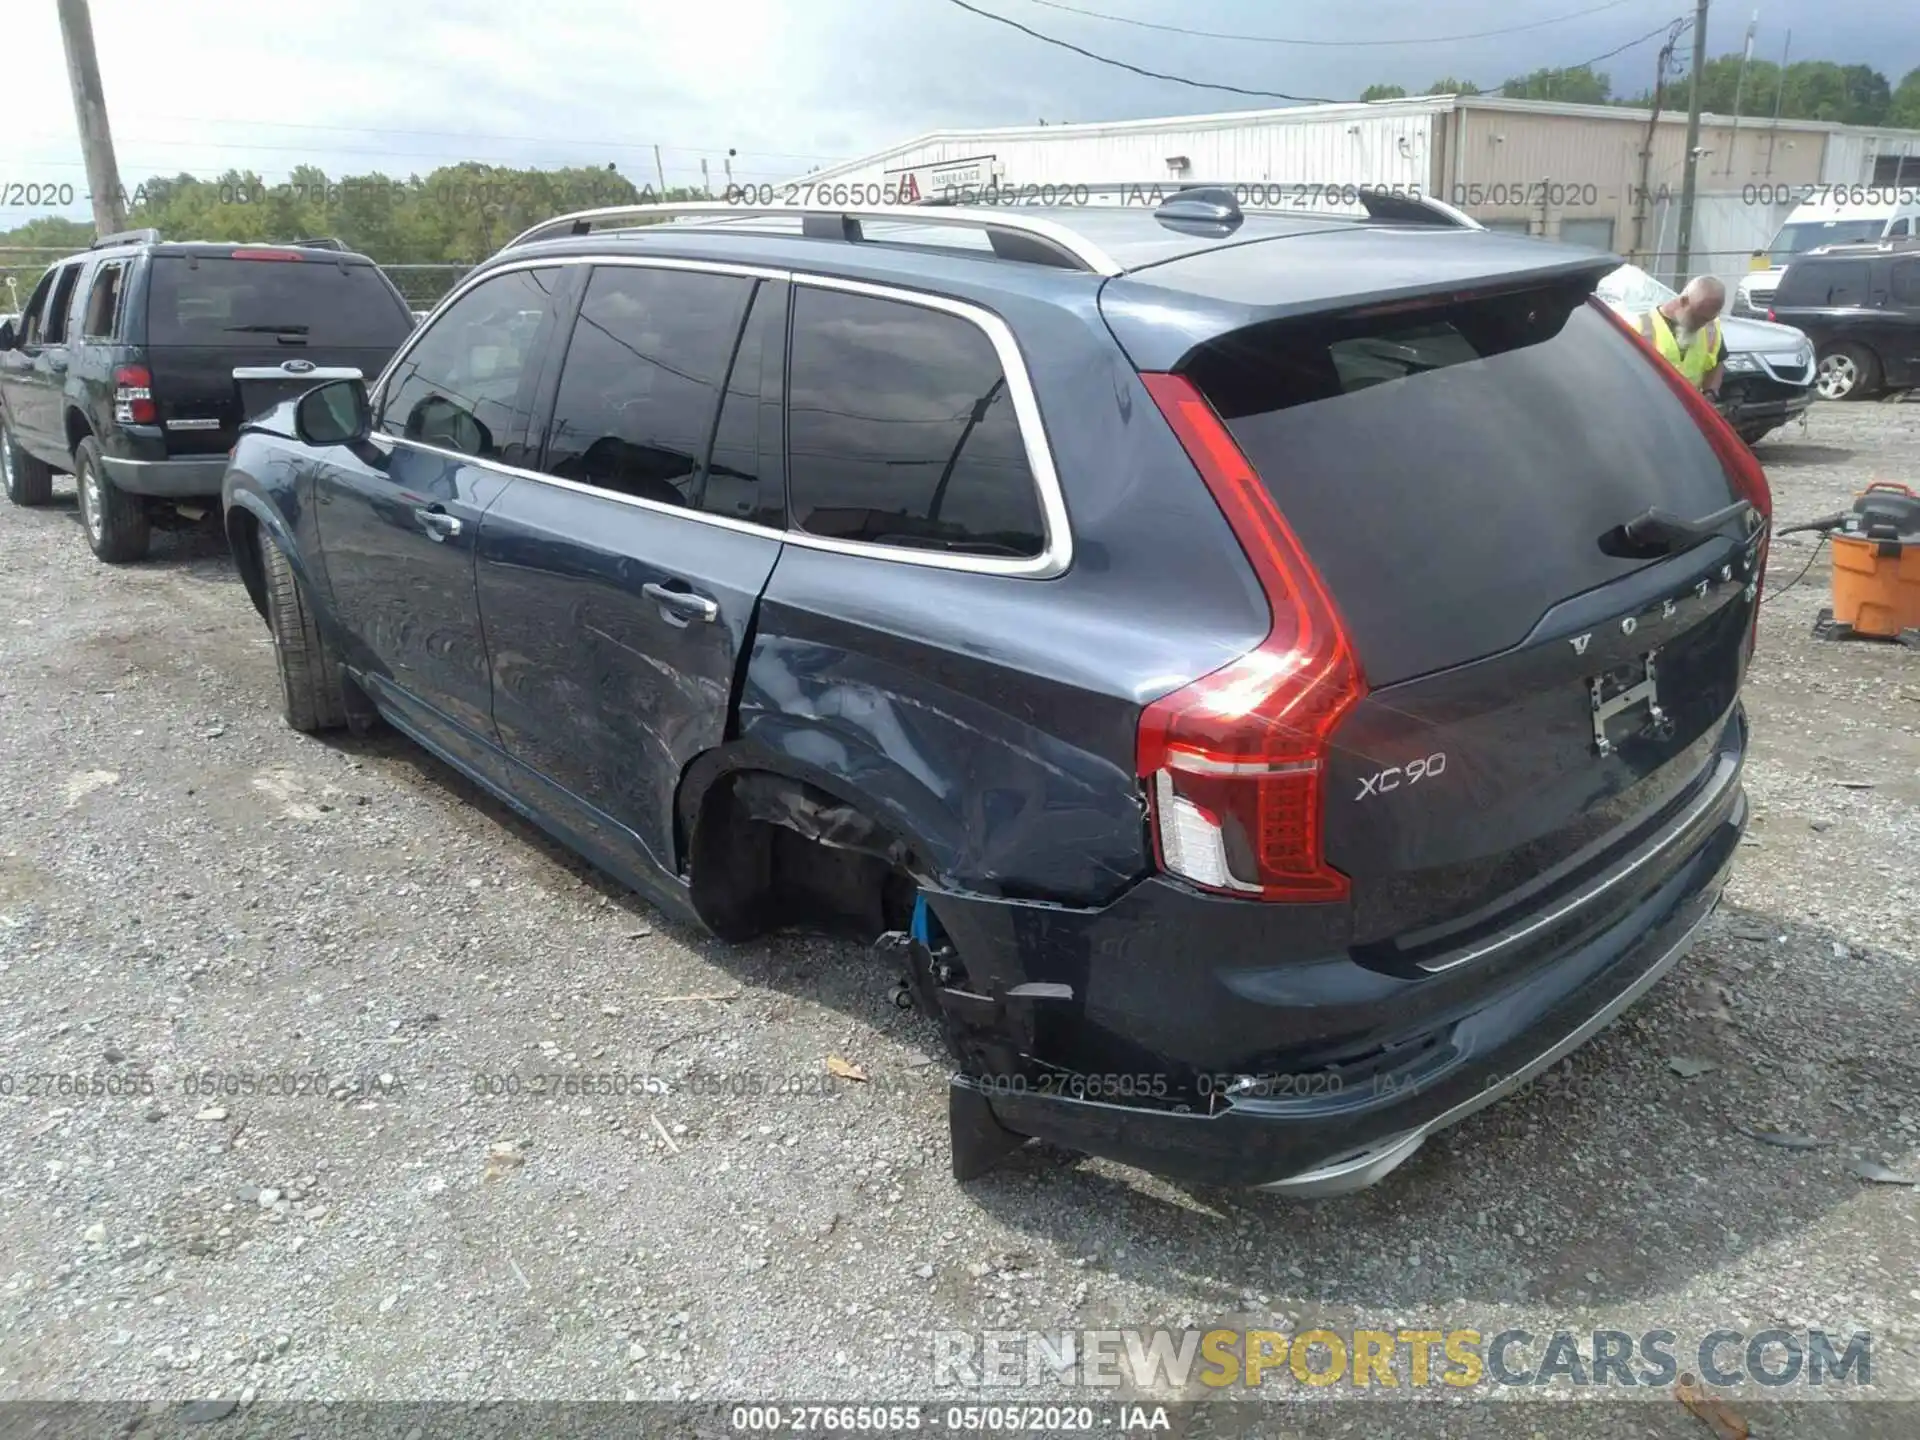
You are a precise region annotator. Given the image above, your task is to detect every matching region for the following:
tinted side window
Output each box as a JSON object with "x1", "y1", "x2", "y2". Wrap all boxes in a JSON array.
[
  {"x1": 1781, "y1": 260, "x2": 1871, "y2": 307},
  {"x1": 541, "y1": 266, "x2": 752, "y2": 507},
  {"x1": 701, "y1": 280, "x2": 785, "y2": 526},
  {"x1": 43, "y1": 265, "x2": 83, "y2": 345},
  {"x1": 786, "y1": 287, "x2": 1044, "y2": 559},
  {"x1": 1892, "y1": 258, "x2": 1920, "y2": 306},
  {"x1": 378, "y1": 266, "x2": 562, "y2": 462},
  {"x1": 16, "y1": 269, "x2": 56, "y2": 346},
  {"x1": 82, "y1": 262, "x2": 126, "y2": 339}
]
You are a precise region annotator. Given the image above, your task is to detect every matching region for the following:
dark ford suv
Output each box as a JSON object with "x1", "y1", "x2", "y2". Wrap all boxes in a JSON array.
[
  {"x1": 1767, "y1": 238, "x2": 1920, "y2": 401},
  {"x1": 221, "y1": 193, "x2": 1765, "y2": 1194},
  {"x1": 0, "y1": 230, "x2": 414, "y2": 561}
]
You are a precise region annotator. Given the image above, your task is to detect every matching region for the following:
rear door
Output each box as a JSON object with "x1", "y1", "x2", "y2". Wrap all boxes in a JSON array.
[
  {"x1": 315, "y1": 265, "x2": 566, "y2": 755},
  {"x1": 141, "y1": 251, "x2": 414, "y2": 457},
  {"x1": 475, "y1": 263, "x2": 786, "y2": 872},
  {"x1": 1876, "y1": 256, "x2": 1920, "y2": 385},
  {"x1": 1176, "y1": 284, "x2": 1760, "y2": 957}
]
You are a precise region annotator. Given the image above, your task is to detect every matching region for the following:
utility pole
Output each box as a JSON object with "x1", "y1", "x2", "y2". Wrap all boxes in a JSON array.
[
  {"x1": 56, "y1": 0, "x2": 127, "y2": 236},
  {"x1": 1723, "y1": 11, "x2": 1757, "y2": 176},
  {"x1": 1631, "y1": 20, "x2": 1688, "y2": 264},
  {"x1": 1675, "y1": 0, "x2": 1710, "y2": 281},
  {"x1": 653, "y1": 144, "x2": 668, "y2": 199},
  {"x1": 1763, "y1": 29, "x2": 1791, "y2": 177}
]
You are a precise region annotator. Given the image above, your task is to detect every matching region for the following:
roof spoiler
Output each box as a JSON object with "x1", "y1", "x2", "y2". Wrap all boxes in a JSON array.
[{"x1": 91, "y1": 227, "x2": 160, "y2": 250}]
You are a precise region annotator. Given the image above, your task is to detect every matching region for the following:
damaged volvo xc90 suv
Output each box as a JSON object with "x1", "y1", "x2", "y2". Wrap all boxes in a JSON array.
[{"x1": 221, "y1": 189, "x2": 1764, "y2": 1195}]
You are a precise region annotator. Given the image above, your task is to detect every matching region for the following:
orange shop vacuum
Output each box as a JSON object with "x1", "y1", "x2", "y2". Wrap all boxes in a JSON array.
[{"x1": 1775, "y1": 482, "x2": 1920, "y2": 647}]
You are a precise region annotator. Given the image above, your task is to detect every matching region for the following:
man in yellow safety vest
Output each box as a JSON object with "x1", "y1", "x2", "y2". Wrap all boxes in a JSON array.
[{"x1": 1637, "y1": 276, "x2": 1727, "y2": 403}]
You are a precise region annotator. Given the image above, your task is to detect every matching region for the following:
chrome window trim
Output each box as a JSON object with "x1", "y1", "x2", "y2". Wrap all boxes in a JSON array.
[{"x1": 367, "y1": 255, "x2": 1074, "y2": 580}]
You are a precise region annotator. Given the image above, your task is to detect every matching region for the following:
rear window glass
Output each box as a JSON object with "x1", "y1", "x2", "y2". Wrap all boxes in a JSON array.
[
  {"x1": 1184, "y1": 291, "x2": 1738, "y2": 686},
  {"x1": 1777, "y1": 259, "x2": 1871, "y2": 307},
  {"x1": 146, "y1": 256, "x2": 412, "y2": 347}
]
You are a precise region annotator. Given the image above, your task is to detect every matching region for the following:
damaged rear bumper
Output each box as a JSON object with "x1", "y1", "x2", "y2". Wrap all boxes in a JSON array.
[{"x1": 925, "y1": 769, "x2": 1745, "y2": 1194}]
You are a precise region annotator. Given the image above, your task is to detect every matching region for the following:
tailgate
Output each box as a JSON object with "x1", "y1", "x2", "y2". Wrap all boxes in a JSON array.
[
  {"x1": 142, "y1": 254, "x2": 411, "y2": 456},
  {"x1": 1175, "y1": 284, "x2": 1761, "y2": 949}
]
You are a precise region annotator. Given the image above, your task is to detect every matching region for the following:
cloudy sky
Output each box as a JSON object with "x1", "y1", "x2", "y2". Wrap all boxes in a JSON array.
[{"x1": 6, "y1": 0, "x2": 1918, "y2": 222}]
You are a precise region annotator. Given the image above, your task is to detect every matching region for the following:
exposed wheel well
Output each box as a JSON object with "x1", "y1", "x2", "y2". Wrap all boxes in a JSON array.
[
  {"x1": 64, "y1": 408, "x2": 92, "y2": 455},
  {"x1": 685, "y1": 766, "x2": 922, "y2": 943},
  {"x1": 226, "y1": 508, "x2": 270, "y2": 619}
]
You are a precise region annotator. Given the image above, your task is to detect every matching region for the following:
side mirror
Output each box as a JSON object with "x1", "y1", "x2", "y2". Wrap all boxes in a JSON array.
[
  {"x1": 294, "y1": 378, "x2": 371, "y2": 446},
  {"x1": 0, "y1": 321, "x2": 15, "y2": 352}
]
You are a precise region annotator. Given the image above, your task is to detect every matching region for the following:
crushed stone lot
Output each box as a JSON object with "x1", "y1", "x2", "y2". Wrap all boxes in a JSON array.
[{"x1": 0, "y1": 403, "x2": 1917, "y2": 1438}]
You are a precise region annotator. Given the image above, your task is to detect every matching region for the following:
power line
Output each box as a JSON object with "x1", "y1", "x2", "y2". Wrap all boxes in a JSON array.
[
  {"x1": 942, "y1": 0, "x2": 1336, "y2": 102},
  {"x1": 1556, "y1": 16, "x2": 1689, "y2": 75},
  {"x1": 1012, "y1": 0, "x2": 1648, "y2": 47}
]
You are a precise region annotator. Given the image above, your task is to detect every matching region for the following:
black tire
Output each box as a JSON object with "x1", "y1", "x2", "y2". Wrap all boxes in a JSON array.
[
  {"x1": 1, "y1": 416, "x2": 55, "y2": 507},
  {"x1": 260, "y1": 531, "x2": 348, "y2": 733},
  {"x1": 74, "y1": 436, "x2": 151, "y2": 562},
  {"x1": 1815, "y1": 342, "x2": 1881, "y2": 402}
]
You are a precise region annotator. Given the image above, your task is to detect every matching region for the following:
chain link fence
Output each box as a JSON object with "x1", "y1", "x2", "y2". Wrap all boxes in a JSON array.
[
  {"x1": 0, "y1": 247, "x2": 475, "y2": 322},
  {"x1": 381, "y1": 263, "x2": 475, "y2": 312}
]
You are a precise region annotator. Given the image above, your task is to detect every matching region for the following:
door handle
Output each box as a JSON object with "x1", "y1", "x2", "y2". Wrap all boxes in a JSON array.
[
  {"x1": 415, "y1": 507, "x2": 462, "y2": 541},
  {"x1": 641, "y1": 582, "x2": 719, "y2": 624}
]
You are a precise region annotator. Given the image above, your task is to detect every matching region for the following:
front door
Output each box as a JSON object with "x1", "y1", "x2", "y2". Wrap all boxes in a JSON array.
[
  {"x1": 8, "y1": 263, "x2": 84, "y2": 453},
  {"x1": 314, "y1": 264, "x2": 569, "y2": 755},
  {"x1": 475, "y1": 265, "x2": 788, "y2": 871}
]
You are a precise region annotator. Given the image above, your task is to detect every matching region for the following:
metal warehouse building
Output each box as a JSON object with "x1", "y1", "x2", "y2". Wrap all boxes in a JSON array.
[{"x1": 799, "y1": 94, "x2": 1920, "y2": 292}]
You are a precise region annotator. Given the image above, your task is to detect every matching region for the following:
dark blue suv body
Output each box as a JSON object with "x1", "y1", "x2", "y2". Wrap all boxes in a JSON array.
[{"x1": 221, "y1": 193, "x2": 1766, "y2": 1193}]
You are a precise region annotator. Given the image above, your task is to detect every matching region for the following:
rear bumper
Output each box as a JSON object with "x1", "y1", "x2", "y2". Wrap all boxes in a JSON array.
[
  {"x1": 99, "y1": 453, "x2": 229, "y2": 497},
  {"x1": 928, "y1": 728, "x2": 1747, "y2": 1193}
]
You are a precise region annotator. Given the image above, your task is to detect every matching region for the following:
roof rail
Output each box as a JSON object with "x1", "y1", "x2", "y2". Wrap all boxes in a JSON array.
[
  {"x1": 91, "y1": 227, "x2": 161, "y2": 250},
  {"x1": 500, "y1": 201, "x2": 1123, "y2": 275},
  {"x1": 922, "y1": 181, "x2": 1483, "y2": 231},
  {"x1": 287, "y1": 236, "x2": 349, "y2": 251}
]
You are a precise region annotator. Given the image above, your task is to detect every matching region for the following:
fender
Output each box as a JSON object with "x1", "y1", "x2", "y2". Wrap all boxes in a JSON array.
[{"x1": 223, "y1": 478, "x2": 321, "y2": 626}]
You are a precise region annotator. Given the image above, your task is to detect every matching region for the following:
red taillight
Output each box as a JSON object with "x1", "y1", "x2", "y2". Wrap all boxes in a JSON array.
[
  {"x1": 1591, "y1": 298, "x2": 1771, "y2": 654},
  {"x1": 113, "y1": 364, "x2": 156, "y2": 425},
  {"x1": 229, "y1": 248, "x2": 304, "y2": 261},
  {"x1": 1137, "y1": 373, "x2": 1367, "y2": 902}
]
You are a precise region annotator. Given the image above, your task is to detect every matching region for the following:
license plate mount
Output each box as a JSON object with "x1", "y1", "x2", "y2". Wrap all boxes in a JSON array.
[{"x1": 1589, "y1": 648, "x2": 1669, "y2": 757}]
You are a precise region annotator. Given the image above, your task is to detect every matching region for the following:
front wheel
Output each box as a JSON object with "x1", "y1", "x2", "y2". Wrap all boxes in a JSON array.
[
  {"x1": 1, "y1": 417, "x2": 55, "y2": 506},
  {"x1": 1815, "y1": 343, "x2": 1881, "y2": 402},
  {"x1": 259, "y1": 531, "x2": 349, "y2": 733},
  {"x1": 74, "y1": 437, "x2": 150, "y2": 562}
]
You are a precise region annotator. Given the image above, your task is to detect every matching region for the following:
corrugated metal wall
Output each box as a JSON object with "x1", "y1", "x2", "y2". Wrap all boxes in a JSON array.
[
  {"x1": 799, "y1": 108, "x2": 1435, "y2": 196},
  {"x1": 1445, "y1": 108, "x2": 1827, "y2": 255}
]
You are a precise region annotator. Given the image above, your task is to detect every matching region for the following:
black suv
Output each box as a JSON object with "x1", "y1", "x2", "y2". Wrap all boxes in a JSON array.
[
  {"x1": 1767, "y1": 237, "x2": 1920, "y2": 401},
  {"x1": 0, "y1": 229, "x2": 415, "y2": 561},
  {"x1": 221, "y1": 192, "x2": 1765, "y2": 1193}
]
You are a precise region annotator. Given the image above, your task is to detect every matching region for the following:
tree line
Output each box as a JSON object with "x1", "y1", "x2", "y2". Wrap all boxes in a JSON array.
[
  {"x1": 1363, "y1": 58, "x2": 1920, "y2": 127},
  {"x1": 0, "y1": 162, "x2": 708, "y2": 308}
]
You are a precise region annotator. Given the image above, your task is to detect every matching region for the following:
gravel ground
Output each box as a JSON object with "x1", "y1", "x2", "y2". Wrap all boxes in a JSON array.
[{"x1": 0, "y1": 402, "x2": 1916, "y2": 1438}]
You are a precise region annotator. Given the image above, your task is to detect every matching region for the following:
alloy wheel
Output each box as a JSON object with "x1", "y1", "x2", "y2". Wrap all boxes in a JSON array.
[
  {"x1": 0, "y1": 425, "x2": 13, "y2": 495},
  {"x1": 79, "y1": 457, "x2": 105, "y2": 543},
  {"x1": 1816, "y1": 353, "x2": 1858, "y2": 401}
]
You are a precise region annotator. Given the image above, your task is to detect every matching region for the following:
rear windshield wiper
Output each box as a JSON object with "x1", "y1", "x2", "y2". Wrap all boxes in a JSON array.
[
  {"x1": 1601, "y1": 499, "x2": 1759, "y2": 559},
  {"x1": 224, "y1": 324, "x2": 310, "y2": 334}
]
